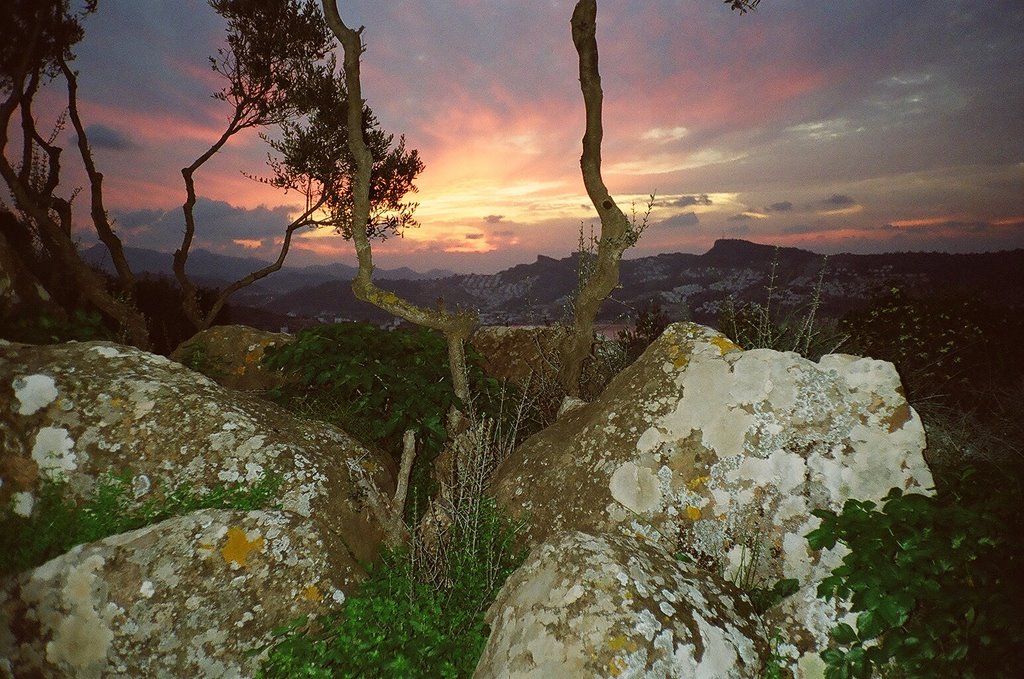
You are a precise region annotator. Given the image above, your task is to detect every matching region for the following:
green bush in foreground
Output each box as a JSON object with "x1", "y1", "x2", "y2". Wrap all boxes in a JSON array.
[
  {"x1": 0, "y1": 470, "x2": 282, "y2": 576},
  {"x1": 258, "y1": 496, "x2": 525, "y2": 679},
  {"x1": 806, "y1": 468, "x2": 1021, "y2": 679}
]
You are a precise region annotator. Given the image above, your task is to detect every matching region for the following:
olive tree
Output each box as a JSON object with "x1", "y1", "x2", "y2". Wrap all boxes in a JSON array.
[{"x1": 0, "y1": 0, "x2": 423, "y2": 347}]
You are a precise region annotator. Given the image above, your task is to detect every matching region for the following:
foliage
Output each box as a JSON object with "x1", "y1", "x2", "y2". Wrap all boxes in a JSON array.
[
  {"x1": 616, "y1": 299, "x2": 671, "y2": 365},
  {"x1": 262, "y1": 322, "x2": 499, "y2": 463},
  {"x1": 265, "y1": 68, "x2": 425, "y2": 240},
  {"x1": 0, "y1": 0, "x2": 96, "y2": 93},
  {"x1": 719, "y1": 250, "x2": 845, "y2": 360},
  {"x1": 0, "y1": 469, "x2": 282, "y2": 577},
  {"x1": 805, "y1": 470, "x2": 1021, "y2": 679},
  {"x1": 257, "y1": 496, "x2": 525, "y2": 678},
  {"x1": 840, "y1": 285, "x2": 1023, "y2": 406},
  {"x1": 3, "y1": 308, "x2": 114, "y2": 344}
]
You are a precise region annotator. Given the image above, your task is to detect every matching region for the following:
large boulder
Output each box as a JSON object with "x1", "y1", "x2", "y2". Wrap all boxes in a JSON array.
[
  {"x1": 169, "y1": 325, "x2": 293, "y2": 393},
  {"x1": 471, "y1": 325, "x2": 571, "y2": 384},
  {"x1": 489, "y1": 322, "x2": 933, "y2": 674},
  {"x1": 0, "y1": 339, "x2": 395, "y2": 581},
  {"x1": 0, "y1": 509, "x2": 345, "y2": 679},
  {"x1": 474, "y1": 530, "x2": 766, "y2": 678}
]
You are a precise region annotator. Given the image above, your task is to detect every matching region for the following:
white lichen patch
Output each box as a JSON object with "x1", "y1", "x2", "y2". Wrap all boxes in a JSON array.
[
  {"x1": 476, "y1": 531, "x2": 765, "y2": 679},
  {"x1": 31, "y1": 426, "x2": 77, "y2": 480},
  {"x1": 609, "y1": 462, "x2": 662, "y2": 514},
  {"x1": 89, "y1": 345, "x2": 124, "y2": 358},
  {"x1": 13, "y1": 373, "x2": 58, "y2": 415},
  {"x1": 12, "y1": 491, "x2": 34, "y2": 517}
]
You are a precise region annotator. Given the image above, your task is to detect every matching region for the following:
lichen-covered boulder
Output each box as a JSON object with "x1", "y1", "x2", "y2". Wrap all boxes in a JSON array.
[
  {"x1": 0, "y1": 509, "x2": 349, "y2": 679},
  {"x1": 489, "y1": 322, "x2": 932, "y2": 674},
  {"x1": 170, "y1": 324, "x2": 293, "y2": 393},
  {"x1": 0, "y1": 340, "x2": 395, "y2": 579},
  {"x1": 473, "y1": 530, "x2": 766, "y2": 678},
  {"x1": 471, "y1": 325, "x2": 571, "y2": 384}
]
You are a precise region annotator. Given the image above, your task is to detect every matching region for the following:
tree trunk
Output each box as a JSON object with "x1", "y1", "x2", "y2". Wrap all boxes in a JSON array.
[
  {"x1": 322, "y1": 1, "x2": 478, "y2": 411},
  {"x1": 562, "y1": 0, "x2": 633, "y2": 397}
]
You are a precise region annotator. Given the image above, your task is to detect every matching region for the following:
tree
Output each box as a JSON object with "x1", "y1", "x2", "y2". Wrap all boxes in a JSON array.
[
  {"x1": 560, "y1": 0, "x2": 760, "y2": 395},
  {"x1": 177, "y1": 0, "x2": 423, "y2": 333},
  {"x1": 1, "y1": 0, "x2": 151, "y2": 348},
  {"x1": 1, "y1": 0, "x2": 423, "y2": 347},
  {"x1": 321, "y1": 1, "x2": 478, "y2": 413}
]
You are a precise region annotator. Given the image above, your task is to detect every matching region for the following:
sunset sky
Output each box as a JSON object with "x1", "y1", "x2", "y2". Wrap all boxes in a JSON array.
[{"x1": 34, "y1": 0, "x2": 1024, "y2": 273}]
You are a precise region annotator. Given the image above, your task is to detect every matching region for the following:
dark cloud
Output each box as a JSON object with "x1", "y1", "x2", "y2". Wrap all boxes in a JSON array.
[
  {"x1": 824, "y1": 194, "x2": 856, "y2": 207},
  {"x1": 465, "y1": 233, "x2": 485, "y2": 240},
  {"x1": 728, "y1": 213, "x2": 754, "y2": 221},
  {"x1": 483, "y1": 215, "x2": 504, "y2": 223},
  {"x1": 81, "y1": 124, "x2": 134, "y2": 151},
  {"x1": 112, "y1": 198, "x2": 297, "y2": 252},
  {"x1": 657, "y1": 212, "x2": 699, "y2": 228},
  {"x1": 766, "y1": 201, "x2": 793, "y2": 212},
  {"x1": 669, "y1": 194, "x2": 712, "y2": 208}
]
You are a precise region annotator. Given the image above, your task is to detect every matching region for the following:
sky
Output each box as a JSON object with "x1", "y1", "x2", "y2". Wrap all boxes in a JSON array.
[{"x1": 24, "y1": 0, "x2": 1024, "y2": 274}]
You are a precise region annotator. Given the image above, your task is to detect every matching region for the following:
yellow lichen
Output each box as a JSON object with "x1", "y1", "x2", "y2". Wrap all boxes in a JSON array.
[
  {"x1": 710, "y1": 335, "x2": 742, "y2": 355},
  {"x1": 607, "y1": 635, "x2": 638, "y2": 653},
  {"x1": 685, "y1": 506, "x2": 702, "y2": 521},
  {"x1": 221, "y1": 526, "x2": 264, "y2": 567},
  {"x1": 666, "y1": 344, "x2": 690, "y2": 369},
  {"x1": 303, "y1": 585, "x2": 323, "y2": 602},
  {"x1": 686, "y1": 475, "x2": 710, "y2": 490},
  {"x1": 608, "y1": 657, "x2": 626, "y2": 676}
]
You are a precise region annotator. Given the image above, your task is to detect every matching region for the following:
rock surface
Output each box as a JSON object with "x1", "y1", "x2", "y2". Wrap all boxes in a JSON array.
[
  {"x1": 489, "y1": 322, "x2": 933, "y2": 673},
  {"x1": 0, "y1": 509, "x2": 345, "y2": 679},
  {"x1": 169, "y1": 325, "x2": 293, "y2": 393},
  {"x1": 474, "y1": 530, "x2": 766, "y2": 679},
  {"x1": 0, "y1": 339, "x2": 394, "y2": 579},
  {"x1": 471, "y1": 325, "x2": 571, "y2": 384}
]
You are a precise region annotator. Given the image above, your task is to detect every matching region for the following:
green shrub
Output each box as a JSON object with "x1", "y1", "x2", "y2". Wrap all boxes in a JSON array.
[
  {"x1": 0, "y1": 469, "x2": 282, "y2": 576},
  {"x1": 257, "y1": 496, "x2": 525, "y2": 678},
  {"x1": 263, "y1": 324, "x2": 497, "y2": 455},
  {"x1": 805, "y1": 470, "x2": 1021, "y2": 679},
  {"x1": 4, "y1": 308, "x2": 115, "y2": 344},
  {"x1": 617, "y1": 300, "x2": 671, "y2": 365},
  {"x1": 262, "y1": 323, "x2": 503, "y2": 514},
  {"x1": 718, "y1": 252, "x2": 845, "y2": 360}
]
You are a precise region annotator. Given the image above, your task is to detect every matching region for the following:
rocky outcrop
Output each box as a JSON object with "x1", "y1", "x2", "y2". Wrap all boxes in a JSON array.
[
  {"x1": 471, "y1": 325, "x2": 571, "y2": 384},
  {"x1": 0, "y1": 338, "x2": 400, "y2": 676},
  {"x1": 169, "y1": 325, "x2": 294, "y2": 393},
  {"x1": 0, "y1": 339, "x2": 394, "y2": 578},
  {"x1": 474, "y1": 530, "x2": 766, "y2": 678},
  {"x1": 489, "y1": 322, "x2": 933, "y2": 673},
  {"x1": 0, "y1": 509, "x2": 345, "y2": 679}
]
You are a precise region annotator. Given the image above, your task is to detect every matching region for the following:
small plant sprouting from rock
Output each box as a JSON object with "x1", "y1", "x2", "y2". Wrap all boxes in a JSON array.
[
  {"x1": 0, "y1": 469, "x2": 282, "y2": 576},
  {"x1": 257, "y1": 411, "x2": 527, "y2": 679},
  {"x1": 719, "y1": 249, "x2": 846, "y2": 360}
]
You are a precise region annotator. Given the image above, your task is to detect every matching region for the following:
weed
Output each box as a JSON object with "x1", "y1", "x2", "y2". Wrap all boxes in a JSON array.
[
  {"x1": 256, "y1": 496, "x2": 525, "y2": 679},
  {"x1": 0, "y1": 469, "x2": 282, "y2": 576},
  {"x1": 719, "y1": 249, "x2": 845, "y2": 360}
]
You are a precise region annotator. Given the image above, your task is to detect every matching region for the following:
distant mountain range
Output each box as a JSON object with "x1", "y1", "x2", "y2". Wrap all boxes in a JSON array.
[
  {"x1": 81, "y1": 244, "x2": 456, "y2": 293},
  {"x1": 81, "y1": 240, "x2": 1024, "y2": 331}
]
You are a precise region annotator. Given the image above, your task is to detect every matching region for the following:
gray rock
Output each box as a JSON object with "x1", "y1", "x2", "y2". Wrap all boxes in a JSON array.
[
  {"x1": 169, "y1": 325, "x2": 294, "y2": 393},
  {"x1": 0, "y1": 340, "x2": 395, "y2": 581},
  {"x1": 474, "y1": 530, "x2": 766, "y2": 678},
  {"x1": 0, "y1": 509, "x2": 346, "y2": 679},
  {"x1": 489, "y1": 322, "x2": 933, "y2": 672}
]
